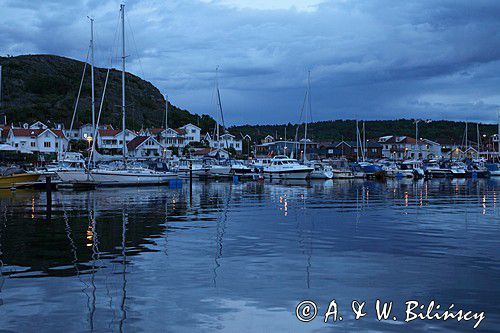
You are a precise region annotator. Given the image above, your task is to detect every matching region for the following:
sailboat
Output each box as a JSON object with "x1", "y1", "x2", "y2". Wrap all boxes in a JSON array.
[
  {"x1": 90, "y1": 5, "x2": 176, "y2": 185},
  {"x1": 264, "y1": 72, "x2": 313, "y2": 180},
  {"x1": 486, "y1": 111, "x2": 500, "y2": 176},
  {"x1": 59, "y1": 5, "x2": 176, "y2": 186},
  {"x1": 207, "y1": 67, "x2": 253, "y2": 178}
]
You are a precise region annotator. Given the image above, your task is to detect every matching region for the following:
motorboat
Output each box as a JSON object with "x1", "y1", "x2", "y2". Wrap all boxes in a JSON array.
[
  {"x1": 263, "y1": 156, "x2": 313, "y2": 180},
  {"x1": 308, "y1": 162, "x2": 333, "y2": 179},
  {"x1": 0, "y1": 167, "x2": 41, "y2": 189},
  {"x1": 424, "y1": 160, "x2": 452, "y2": 178},
  {"x1": 466, "y1": 160, "x2": 490, "y2": 178},
  {"x1": 485, "y1": 163, "x2": 500, "y2": 176},
  {"x1": 400, "y1": 160, "x2": 425, "y2": 178},
  {"x1": 208, "y1": 159, "x2": 254, "y2": 178},
  {"x1": 325, "y1": 158, "x2": 355, "y2": 178}
]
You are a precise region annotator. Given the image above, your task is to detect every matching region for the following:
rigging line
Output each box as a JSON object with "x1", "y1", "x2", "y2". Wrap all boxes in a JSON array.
[
  {"x1": 88, "y1": 68, "x2": 111, "y2": 169},
  {"x1": 294, "y1": 90, "x2": 308, "y2": 153},
  {"x1": 66, "y1": 45, "x2": 91, "y2": 154},
  {"x1": 125, "y1": 12, "x2": 147, "y2": 82}
]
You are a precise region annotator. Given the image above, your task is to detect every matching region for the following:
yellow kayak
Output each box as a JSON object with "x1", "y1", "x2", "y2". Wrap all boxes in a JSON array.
[{"x1": 0, "y1": 173, "x2": 41, "y2": 189}]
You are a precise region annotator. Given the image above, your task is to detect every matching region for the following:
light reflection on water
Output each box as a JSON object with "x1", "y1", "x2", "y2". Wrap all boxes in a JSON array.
[{"x1": 0, "y1": 178, "x2": 498, "y2": 332}]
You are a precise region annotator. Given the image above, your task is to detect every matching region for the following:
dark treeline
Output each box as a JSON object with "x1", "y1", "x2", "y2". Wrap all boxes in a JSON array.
[{"x1": 230, "y1": 119, "x2": 498, "y2": 144}]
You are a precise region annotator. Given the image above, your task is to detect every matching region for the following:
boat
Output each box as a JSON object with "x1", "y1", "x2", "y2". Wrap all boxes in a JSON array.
[
  {"x1": 325, "y1": 158, "x2": 355, "y2": 178},
  {"x1": 424, "y1": 160, "x2": 452, "y2": 178},
  {"x1": 465, "y1": 160, "x2": 490, "y2": 178},
  {"x1": 89, "y1": 166, "x2": 176, "y2": 185},
  {"x1": 308, "y1": 162, "x2": 333, "y2": 179},
  {"x1": 354, "y1": 161, "x2": 385, "y2": 179},
  {"x1": 174, "y1": 158, "x2": 211, "y2": 178},
  {"x1": 263, "y1": 156, "x2": 313, "y2": 180},
  {"x1": 59, "y1": 5, "x2": 177, "y2": 187},
  {"x1": 448, "y1": 161, "x2": 467, "y2": 178},
  {"x1": 0, "y1": 167, "x2": 41, "y2": 189},
  {"x1": 485, "y1": 163, "x2": 500, "y2": 176},
  {"x1": 208, "y1": 159, "x2": 254, "y2": 178},
  {"x1": 400, "y1": 160, "x2": 425, "y2": 178}
]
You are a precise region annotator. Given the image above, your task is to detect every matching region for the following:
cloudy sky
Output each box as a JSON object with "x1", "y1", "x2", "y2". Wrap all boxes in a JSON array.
[{"x1": 2, "y1": 0, "x2": 500, "y2": 125}]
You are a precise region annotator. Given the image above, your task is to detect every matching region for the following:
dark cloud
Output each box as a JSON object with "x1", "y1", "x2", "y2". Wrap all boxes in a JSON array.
[{"x1": 1, "y1": 0, "x2": 500, "y2": 124}]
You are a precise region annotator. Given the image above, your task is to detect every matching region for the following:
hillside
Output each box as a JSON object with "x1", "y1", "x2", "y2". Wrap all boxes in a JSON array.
[
  {"x1": 0, "y1": 54, "x2": 216, "y2": 132},
  {"x1": 230, "y1": 119, "x2": 498, "y2": 144}
]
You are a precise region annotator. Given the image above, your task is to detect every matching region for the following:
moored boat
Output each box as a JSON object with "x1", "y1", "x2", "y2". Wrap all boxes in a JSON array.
[
  {"x1": 0, "y1": 167, "x2": 41, "y2": 189},
  {"x1": 263, "y1": 156, "x2": 313, "y2": 180}
]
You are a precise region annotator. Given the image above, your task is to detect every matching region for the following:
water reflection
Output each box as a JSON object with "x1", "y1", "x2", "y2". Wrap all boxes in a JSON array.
[{"x1": 0, "y1": 179, "x2": 498, "y2": 332}]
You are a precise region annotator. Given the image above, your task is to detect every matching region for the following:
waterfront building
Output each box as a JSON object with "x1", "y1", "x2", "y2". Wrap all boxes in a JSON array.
[
  {"x1": 126, "y1": 136, "x2": 166, "y2": 158},
  {"x1": 97, "y1": 128, "x2": 137, "y2": 153},
  {"x1": 378, "y1": 135, "x2": 441, "y2": 160},
  {"x1": 5, "y1": 127, "x2": 68, "y2": 156},
  {"x1": 255, "y1": 139, "x2": 318, "y2": 159},
  {"x1": 204, "y1": 133, "x2": 243, "y2": 152},
  {"x1": 325, "y1": 140, "x2": 383, "y2": 160}
]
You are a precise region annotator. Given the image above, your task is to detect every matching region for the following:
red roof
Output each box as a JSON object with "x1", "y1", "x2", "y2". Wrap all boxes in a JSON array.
[
  {"x1": 127, "y1": 136, "x2": 149, "y2": 151},
  {"x1": 10, "y1": 128, "x2": 66, "y2": 139},
  {"x1": 174, "y1": 128, "x2": 186, "y2": 135},
  {"x1": 191, "y1": 148, "x2": 212, "y2": 156},
  {"x1": 98, "y1": 129, "x2": 121, "y2": 137},
  {"x1": 11, "y1": 128, "x2": 44, "y2": 137},
  {"x1": 148, "y1": 128, "x2": 163, "y2": 135},
  {"x1": 51, "y1": 129, "x2": 66, "y2": 138}
]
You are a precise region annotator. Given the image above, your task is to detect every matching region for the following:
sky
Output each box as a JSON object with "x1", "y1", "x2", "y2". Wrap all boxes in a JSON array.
[{"x1": 2, "y1": 0, "x2": 500, "y2": 125}]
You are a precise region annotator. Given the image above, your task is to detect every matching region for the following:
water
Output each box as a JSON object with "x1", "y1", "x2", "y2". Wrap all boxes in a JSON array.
[{"x1": 0, "y1": 178, "x2": 498, "y2": 332}]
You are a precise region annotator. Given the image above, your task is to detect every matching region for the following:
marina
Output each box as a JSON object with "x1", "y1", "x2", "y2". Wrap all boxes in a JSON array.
[
  {"x1": 1, "y1": 1, "x2": 500, "y2": 332},
  {"x1": 0, "y1": 178, "x2": 498, "y2": 332}
]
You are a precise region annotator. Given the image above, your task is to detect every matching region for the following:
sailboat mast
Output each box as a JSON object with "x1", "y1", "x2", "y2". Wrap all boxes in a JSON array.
[
  {"x1": 89, "y1": 17, "x2": 95, "y2": 167},
  {"x1": 215, "y1": 67, "x2": 220, "y2": 147},
  {"x1": 362, "y1": 121, "x2": 366, "y2": 162},
  {"x1": 303, "y1": 71, "x2": 310, "y2": 162},
  {"x1": 498, "y1": 110, "x2": 500, "y2": 157},
  {"x1": 165, "y1": 94, "x2": 168, "y2": 129},
  {"x1": 356, "y1": 120, "x2": 359, "y2": 161},
  {"x1": 465, "y1": 121, "x2": 468, "y2": 148},
  {"x1": 90, "y1": 18, "x2": 95, "y2": 141},
  {"x1": 476, "y1": 123, "x2": 480, "y2": 153},
  {"x1": 120, "y1": 4, "x2": 127, "y2": 160}
]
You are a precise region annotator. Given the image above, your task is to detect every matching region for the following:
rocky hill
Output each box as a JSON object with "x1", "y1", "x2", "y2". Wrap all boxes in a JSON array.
[{"x1": 0, "y1": 54, "x2": 215, "y2": 132}]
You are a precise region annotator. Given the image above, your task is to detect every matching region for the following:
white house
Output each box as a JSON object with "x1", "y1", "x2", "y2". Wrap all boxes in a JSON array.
[
  {"x1": 97, "y1": 129, "x2": 137, "y2": 152},
  {"x1": 6, "y1": 128, "x2": 68, "y2": 155},
  {"x1": 179, "y1": 123, "x2": 201, "y2": 144},
  {"x1": 204, "y1": 132, "x2": 243, "y2": 152},
  {"x1": 378, "y1": 135, "x2": 441, "y2": 160},
  {"x1": 126, "y1": 136, "x2": 166, "y2": 158},
  {"x1": 159, "y1": 128, "x2": 187, "y2": 148},
  {"x1": 29, "y1": 121, "x2": 48, "y2": 130}
]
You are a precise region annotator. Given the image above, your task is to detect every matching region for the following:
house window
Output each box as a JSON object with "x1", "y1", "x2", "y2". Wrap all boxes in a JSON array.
[
  {"x1": 44, "y1": 142, "x2": 51, "y2": 148},
  {"x1": 191, "y1": 129, "x2": 196, "y2": 133},
  {"x1": 31, "y1": 142, "x2": 36, "y2": 147},
  {"x1": 55, "y1": 142, "x2": 59, "y2": 148}
]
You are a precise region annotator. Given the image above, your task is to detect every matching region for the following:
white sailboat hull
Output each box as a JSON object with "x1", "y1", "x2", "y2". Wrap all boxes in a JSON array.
[
  {"x1": 90, "y1": 169, "x2": 176, "y2": 185},
  {"x1": 56, "y1": 170, "x2": 93, "y2": 183}
]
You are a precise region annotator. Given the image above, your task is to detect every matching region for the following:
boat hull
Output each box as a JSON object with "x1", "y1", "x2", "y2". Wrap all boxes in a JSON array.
[
  {"x1": 0, "y1": 173, "x2": 41, "y2": 189},
  {"x1": 264, "y1": 170, "x2": 312, "y2": 180},
  {"x1": 90, "y1": 170, "x2": 176, "y2": 186}
]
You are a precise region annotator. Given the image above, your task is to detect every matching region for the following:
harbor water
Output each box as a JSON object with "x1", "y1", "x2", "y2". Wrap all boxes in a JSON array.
[{"x1": 0, "y1": 178, "x2": 499, "y2": 332}]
